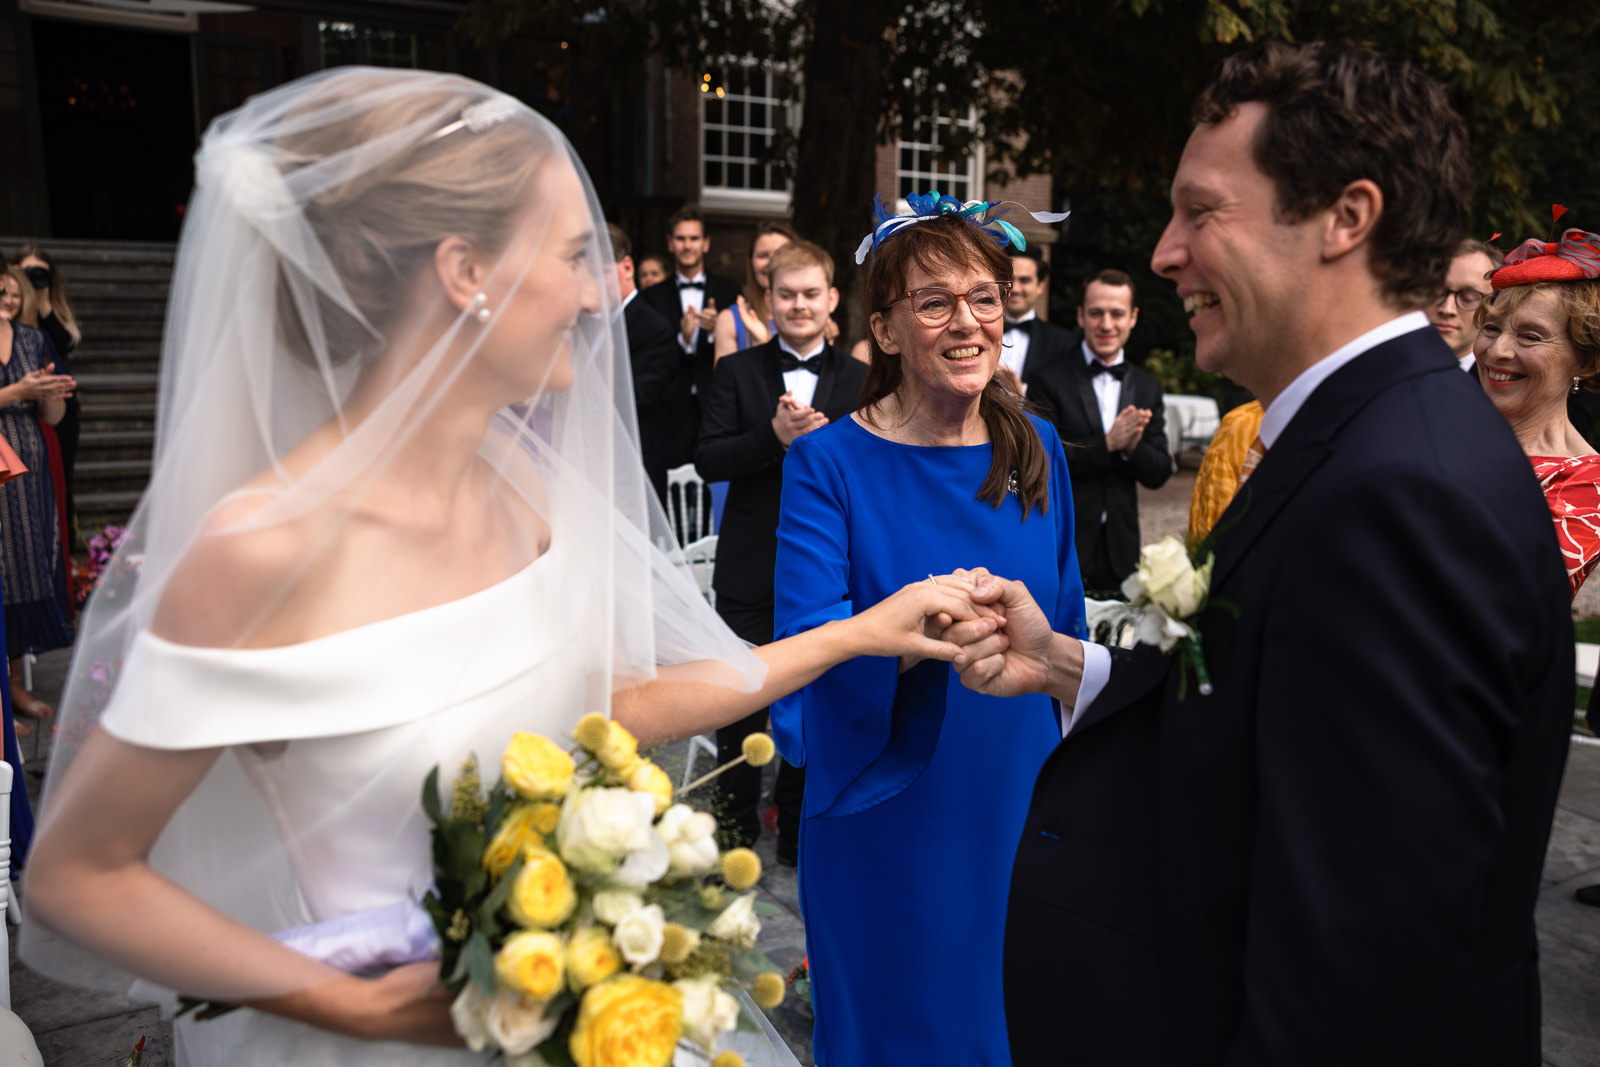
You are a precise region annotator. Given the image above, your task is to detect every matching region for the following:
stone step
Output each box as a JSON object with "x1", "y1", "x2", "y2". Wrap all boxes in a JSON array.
[{"x1": 74, "y1": 372, "x2": 160, "y2": 392}]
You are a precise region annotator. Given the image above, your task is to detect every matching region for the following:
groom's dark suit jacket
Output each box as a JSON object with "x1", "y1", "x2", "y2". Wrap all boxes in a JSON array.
[
  {"x1": 1005, "y1": 327, "x2": 1573, "y2": 1066},
  {"x1": 1028, "y1": 342, "x2": 1171, "y2": 586},
  {"x1": 693, "y1": 338, "x2": 866, "y2": 606}
]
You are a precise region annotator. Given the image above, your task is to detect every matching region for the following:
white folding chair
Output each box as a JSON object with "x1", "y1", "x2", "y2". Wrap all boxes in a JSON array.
[
  {"x1": 677, "y1": 533, "x2": 722, "y2": 788},
  {"x1": 0, "y1": 759, "x2": 12, "y2": 1009},
  {"x1": 666, "y1": 464, "x2": 715, "y2": 547}
]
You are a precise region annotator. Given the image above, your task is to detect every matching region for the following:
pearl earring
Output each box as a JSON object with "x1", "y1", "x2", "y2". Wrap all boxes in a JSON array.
[
  {"x1": 469, "y1": 292, "x2": 491, "y2": 324},
  {"x1": 1575, "y1": 376, "x2": 1583, "y2": 394}
]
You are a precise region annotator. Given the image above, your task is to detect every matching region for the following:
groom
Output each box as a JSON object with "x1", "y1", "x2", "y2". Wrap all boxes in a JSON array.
[{"x1": 951, "y1": 41, "x2": 1573, "y2": 1065}]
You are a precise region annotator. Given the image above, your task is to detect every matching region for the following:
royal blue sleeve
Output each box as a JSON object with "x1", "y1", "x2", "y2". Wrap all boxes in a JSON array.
[{"x1": 769, "y1": 431, "x2": 903, "y2": 816}]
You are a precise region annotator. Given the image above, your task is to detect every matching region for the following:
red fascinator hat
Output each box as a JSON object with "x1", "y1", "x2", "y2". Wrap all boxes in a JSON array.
[{"x1": 1489, "y1": 207, "x2": 1600, "y2": 289}]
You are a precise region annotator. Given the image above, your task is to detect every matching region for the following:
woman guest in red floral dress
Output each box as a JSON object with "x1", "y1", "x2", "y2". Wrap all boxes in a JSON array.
[
  {"x1": 1475, "y1": 228, "x2": 1600, "y2": 599},
  {"x1": 1474, "y1": 227, "x2": 1600, "y2": 907}
]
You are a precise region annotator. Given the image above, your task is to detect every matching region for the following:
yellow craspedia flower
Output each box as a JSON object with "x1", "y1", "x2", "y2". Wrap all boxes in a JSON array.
[
  {"x1": 528, "y1": 800, "x2": 561, "y2": 836},
  {"x1": 751, "y1": 972, "x2": 785, "y2": 1010},
  {"x1": 628, "y1": 761, "x2": 674, "y2": 815},
  {"x1": 711, "y1": 1053, "x2": 746, "y2": 1067},
  {"x1": 740, "y1": 732, "x2": 775, "y2": 767},
  {"x1": 508, "y1": 847, "x2": 577, "y2": 929},
  {"x1": 495, "y1": 929, "x2": 566, "y2": 1000},
  {"x1": 697, "y1": 884, "x2": 726, "y2": 911},
  {"x1": 483, "y1": 803, "x2": 544, "y2": 878},
  {"x1": 503, "y1": 732, "x2": 576, "y2": 802},
  {"x1": 568, "y1": 925, "x2": 623, "y2": 989},
  {"x1": 574, "y1": 712, "x2": 612, "y2": 752},
  {"x1": 720, "y1": 848, "x2": 761, "y2": 892},
  {"x1": 594, "y1": 720, "x2": 640, "y2": 772},
  {"x1": 569, "y1": 974, "x2": 682, "y2": 1067},
  {"x1": 659, "y1": 923, "x2": 700, "y2": 965}
]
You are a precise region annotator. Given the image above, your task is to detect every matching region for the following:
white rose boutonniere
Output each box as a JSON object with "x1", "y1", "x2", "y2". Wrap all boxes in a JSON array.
[{"x1": 1111, "y1": 535, "x2": 1222, "y2": 697}]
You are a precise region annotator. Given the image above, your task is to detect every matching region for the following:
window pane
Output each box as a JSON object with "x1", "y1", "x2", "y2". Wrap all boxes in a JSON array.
[
  {"x1": 749, "y1": 101, "x2": 766, "y2": 129},
  {"x1": 729, "y1": 162, "x2": 746, "y2": 189},
  {"x1": 704, "y1": 128, "x2": 722, "y2": 156},
  {"x1": 900, "y1": 147, "x2": 914, "y2": 171},
  {"x1": 705, "y1": 160, "x2": 723, "y2": 186},
  {"x1": 705, "y1": 97, "x2": 722, "y2": 124},
  {"x1": 728, "y1": 99, "x2": 745, "y2": 127},
  {"x1": 728, "y1": 131, "x2": 745, "y2": 159}
]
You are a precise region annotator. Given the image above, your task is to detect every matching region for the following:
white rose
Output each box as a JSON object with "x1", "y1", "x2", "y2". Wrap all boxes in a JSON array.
[
  {"x1": 674, "y1": 976, "x2": 741, "y2": 1052},
  {"x1": 557, "y1": 786, "x2": 656, "y2": 875},
  {"x1": 612, "y1": 826, "x2": 671, "y2": 887},
  {"x1": 450, "y1": 984, "x2": 493, "y2": 1052},
  {"x1": 1135, "y1": 606, "x2": 1194, "y2": 653},
  {"x1": 658, "y1": 804, "x2": 720, "y2": 876},
  {"x1": 612, "y1": 902, "x2": 666, "y2": 967},
  {"x1": 591, "y1": 887, "x2": 645, "y2": 926},
  {"x1": 705, "y1": 891, "x2": 761, "y2": 949},
  {"x1": 1135, "y1": 537, "x2": 1208, "y2": 619},
  {"x1": 484, "y1": 988, "x2": 559, "y2": 1056}
]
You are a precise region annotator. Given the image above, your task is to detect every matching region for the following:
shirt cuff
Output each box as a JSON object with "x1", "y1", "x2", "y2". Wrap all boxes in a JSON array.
[
  {"x1": 678, "y1": 326, "x2": 699, "y2": 353},
  {"x1": 1059, "y1": 640, "x2": 1111, "y2": 737}
]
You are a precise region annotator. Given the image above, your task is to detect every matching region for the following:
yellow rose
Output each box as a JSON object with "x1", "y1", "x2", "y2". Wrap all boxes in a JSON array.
[
  {"x1": 568, "y1": 925, "x2": 623, "y2": 989},
  {"x1": 503, "y1": 733, "x2": 576, "y2": 801},
  {"x1": 495, "y1": 929, "x2": 566, "y2": 1001},
  {"x1": 484, "y1": 804, "x2": 544, "y2": 878},
  {"x1": 569, "y1": 974, "x2": 683, "y2": 1067},
  {"x1": 594, "y1": 721, "x2": 640, "y2": 773},
  {"x1": 528, "y1": 801, "x2": 562, "y2": 836},
  {"x1": 628, "y1": 761, "x2": 674, "y2": 816},
  {"x1": 509, "y1": 847, "x2": 577, "y2": 929}
]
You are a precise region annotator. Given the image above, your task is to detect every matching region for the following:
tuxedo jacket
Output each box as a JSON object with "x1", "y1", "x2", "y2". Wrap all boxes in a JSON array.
[
  {"x1": 693, "y1": 339, "x2": 867, "y2": 606},
  {"x1": 1028, "y1": 342, "x2": 1171, "y2": 578},
  {"x1": 623, "y1": 294, "x2": 679, "y2": 507},
  {"x1": 1004, "y1": 327, "x2": 1573, "y2": 1066},
  {"x1": 640, "y1": 272, "x2": 743, "y2": 467},
  {"x1": 1008, "y1": 316, "x2": 1076, "y2": 391}
]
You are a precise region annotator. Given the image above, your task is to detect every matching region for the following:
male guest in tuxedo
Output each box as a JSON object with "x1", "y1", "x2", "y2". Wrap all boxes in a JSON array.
[
  {"x1": 1426, "y1": 238, "x2": 1501, "y2": 374},
  {"x1": 998, "y1": 247, "x2": 1073, "y2": 394},
  {"x1": 949, "y1": 41, "x2": 1572, "y2": 1066},
  {"x1": 607, "y1": 224, "x2": 679, "y2": 507},
  {"x1": 1029, "y1": 269, "x2": 1171, "y2": 594},
  {"x1": 694, "y1": 241, "x2": 867, "y2": 862},
  {"x1": 640, "y1": 206, "x2": 742, "y2": 467}
]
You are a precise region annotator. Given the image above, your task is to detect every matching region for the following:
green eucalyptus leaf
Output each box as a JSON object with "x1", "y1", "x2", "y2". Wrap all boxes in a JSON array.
[
  {"x1": 466, "y1": 930, "x2": 496, "y2": 994},
  {"x1": 421, "y1": 767, "x2": 442, "y2": 823}
]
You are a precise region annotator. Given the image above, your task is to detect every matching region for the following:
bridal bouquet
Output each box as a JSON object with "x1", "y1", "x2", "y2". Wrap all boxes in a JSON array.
[{"x1": 423, "y1": 715, "x2": 788, "y2": 1067}]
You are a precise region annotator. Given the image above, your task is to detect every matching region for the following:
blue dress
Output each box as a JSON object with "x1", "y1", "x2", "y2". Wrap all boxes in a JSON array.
[{"x1": 772, "y1": 413, "x2": 1087, "y2": 1066}]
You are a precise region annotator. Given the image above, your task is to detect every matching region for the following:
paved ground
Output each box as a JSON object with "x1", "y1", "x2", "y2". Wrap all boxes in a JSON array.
[{"x1": 7, "y1": 465, "x2": 1599, "y2": 1064}]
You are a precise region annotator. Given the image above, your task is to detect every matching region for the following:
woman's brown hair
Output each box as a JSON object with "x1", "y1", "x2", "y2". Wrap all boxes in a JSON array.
[
  {"x1": 860, "y1": 213, "x2": 1049, "y2": 516},
  {"x1": 11, "y1": 245, "x2": 77, "y2": 343}
]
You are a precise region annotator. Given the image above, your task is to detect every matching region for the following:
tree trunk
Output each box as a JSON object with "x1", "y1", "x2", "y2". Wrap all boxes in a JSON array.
[{"x1": 791, "y1": 0, "x2": 891, "y2": 344}]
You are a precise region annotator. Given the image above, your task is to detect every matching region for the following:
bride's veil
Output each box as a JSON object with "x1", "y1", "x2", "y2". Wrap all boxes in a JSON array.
[{"x1": 21, "y1": 67, "x2": 764, "y2": 1006}]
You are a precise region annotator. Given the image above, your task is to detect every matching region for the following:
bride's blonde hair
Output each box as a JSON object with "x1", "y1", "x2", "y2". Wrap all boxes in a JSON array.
[{"x1": 272, "y1": 74, "x2": 556, "y2": 368}]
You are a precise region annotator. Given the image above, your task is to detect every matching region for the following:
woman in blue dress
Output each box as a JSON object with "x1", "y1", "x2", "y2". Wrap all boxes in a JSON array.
[{"x1": 772, "y1": 205, "x2": 1087, "y2": 1065}]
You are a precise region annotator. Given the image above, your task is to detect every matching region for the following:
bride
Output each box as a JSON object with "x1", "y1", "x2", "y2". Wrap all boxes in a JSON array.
[{"x1": 20, "y1": 68, "x2": 981, "y2": 1064}]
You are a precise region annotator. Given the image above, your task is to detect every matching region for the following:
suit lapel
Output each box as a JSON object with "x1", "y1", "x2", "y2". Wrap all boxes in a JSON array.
[
  {"x1": 1207, "y1": 328, "x2": 1453, "y2": 590},
  {"x1": 1069, "y1": 344, "x2": 1102, "y2": 430},
  {"x1": 810, "y1": 344, "x2": 838, "y2": 413},
  {"x1": 761, "y1": 339, "x2": 786, "y2": 409}
]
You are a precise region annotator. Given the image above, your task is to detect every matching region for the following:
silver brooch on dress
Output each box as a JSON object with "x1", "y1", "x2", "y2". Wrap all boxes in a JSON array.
[{"x1": 1007, "y1": 469, "x2": 1019, "y2": 496}]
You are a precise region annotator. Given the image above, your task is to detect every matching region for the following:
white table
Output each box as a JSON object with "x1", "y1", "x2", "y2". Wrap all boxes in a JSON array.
[{"x1": 1163, "y1": 394, "x2": 1222, "y2": 467}]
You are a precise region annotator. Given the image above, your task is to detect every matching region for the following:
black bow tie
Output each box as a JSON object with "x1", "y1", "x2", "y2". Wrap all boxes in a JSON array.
[
  {"x1": 778, "y1": 350, "x2": 822, "y2": 375},
  {"x1": 1087, "y1": 361, "x2": 1127, "y2": 381},
  {"x1": 1006, "y1": 319, "x2": 1037, "y2": 336},
  {"x1": 677, "y1": 278, "x2": 704, "y2": 291}
]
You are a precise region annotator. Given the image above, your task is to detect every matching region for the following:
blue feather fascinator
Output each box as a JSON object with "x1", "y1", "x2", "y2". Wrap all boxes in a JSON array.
[{"x1": 853, "y1": 190, "x2": 1070, "y2": 264}]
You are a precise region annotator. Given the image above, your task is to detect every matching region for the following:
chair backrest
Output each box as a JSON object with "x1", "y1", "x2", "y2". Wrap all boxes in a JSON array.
[
  {"x1": 0, "y1": 759, "x2": 11, "y2": 1010},
  {"x1": 681, "y1": 534, "x2": 718, "y2": 609},
  {"x1": 666, "y1": 464, "x2": 715, "y2": 547}
]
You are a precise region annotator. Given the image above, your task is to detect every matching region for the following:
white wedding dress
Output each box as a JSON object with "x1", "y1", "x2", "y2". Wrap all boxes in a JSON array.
[{"x1": 104, "y1": 548, "x2": 580, "y2": 1065}]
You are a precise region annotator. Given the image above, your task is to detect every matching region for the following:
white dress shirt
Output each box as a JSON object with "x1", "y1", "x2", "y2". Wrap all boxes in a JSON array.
[
  {"x1": 675, "y1": 271, "x2": 707, "y2": 352},
  {"x1": 1002, "y1": 311, "x2": 1036, "y2": 381},
  {"x1": 1458, "y1": 352, "x2": 1476, "y2": 374},
  {"x1": 778, "y1": 335, "x2": 825, "y2": 410},
  {"x1": 1083, "y1": 341, "x2": 1127, "y2": 434},
  {"x1": 1062, "y1": 311, "x2": 1433, "y2": 736}
]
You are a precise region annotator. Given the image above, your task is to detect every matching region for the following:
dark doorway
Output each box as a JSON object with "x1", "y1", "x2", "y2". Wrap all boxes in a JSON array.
[{"x1": 32, "y1": 18, "x2": 197, "y2": 240}]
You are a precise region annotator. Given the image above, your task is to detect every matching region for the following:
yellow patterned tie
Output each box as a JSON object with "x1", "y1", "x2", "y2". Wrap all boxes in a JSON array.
[{"x1": 1237, "y1": 435, "x2": 1266, "y2": 489}]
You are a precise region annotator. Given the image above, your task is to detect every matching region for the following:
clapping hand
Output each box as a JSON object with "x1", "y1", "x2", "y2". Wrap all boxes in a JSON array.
[
  {"x1": 17, "y1": 362, "x2": 74, "y2": 403},
  {"x1": 1106, "y1": 406, "x2": 1151, "y2": 454},
  {"x1": 696, "y1": 297, "x2": 719, "y2": 334},
  {"x1": 735, "y1": 296, "x2": 773, "y2": 346},
  {"x1": 772, "y1": 392, "x2": 828, "y2": 446}
]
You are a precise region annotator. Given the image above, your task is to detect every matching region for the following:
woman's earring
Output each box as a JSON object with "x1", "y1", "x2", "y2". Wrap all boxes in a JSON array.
[
  {"x1": 1575, "y1": 376, "x2": 1583, "y2": 394},
  {"x1": 470, "y1": 292, "x2": 492, "y2": 324}
]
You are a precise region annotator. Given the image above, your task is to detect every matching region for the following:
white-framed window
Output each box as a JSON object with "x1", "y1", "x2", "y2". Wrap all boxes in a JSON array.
[
  {"x1": 896, "y1": 111, "x2": 984, "y2": 203},
  {"x1": 700, "y1": 62, "x2": 797, "y2": 213},
  {"x1": 318, "y1": 21, "x2": 420, "y2": 70}
]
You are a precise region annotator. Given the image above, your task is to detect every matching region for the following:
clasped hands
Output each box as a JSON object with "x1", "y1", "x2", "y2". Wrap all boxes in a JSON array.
[{"x1": 859, "y1": 568, "x2": 1084, "y2": 706}]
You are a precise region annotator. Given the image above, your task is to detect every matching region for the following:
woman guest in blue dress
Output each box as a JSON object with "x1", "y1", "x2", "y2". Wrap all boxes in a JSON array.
[{"x1": 771, "y1": 198, "x2": 1085, "y2": 1065}]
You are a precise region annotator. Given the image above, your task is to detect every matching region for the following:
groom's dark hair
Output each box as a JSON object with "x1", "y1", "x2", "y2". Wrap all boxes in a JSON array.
[{"x1": 1194, "y1": 40, "x2": 1471, "y2": 311}]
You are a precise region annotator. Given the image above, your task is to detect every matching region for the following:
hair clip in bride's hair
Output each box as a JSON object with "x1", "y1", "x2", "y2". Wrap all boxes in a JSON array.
[{"x1": 427, "y1": 96, "x2": 518, "y2": 144}]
